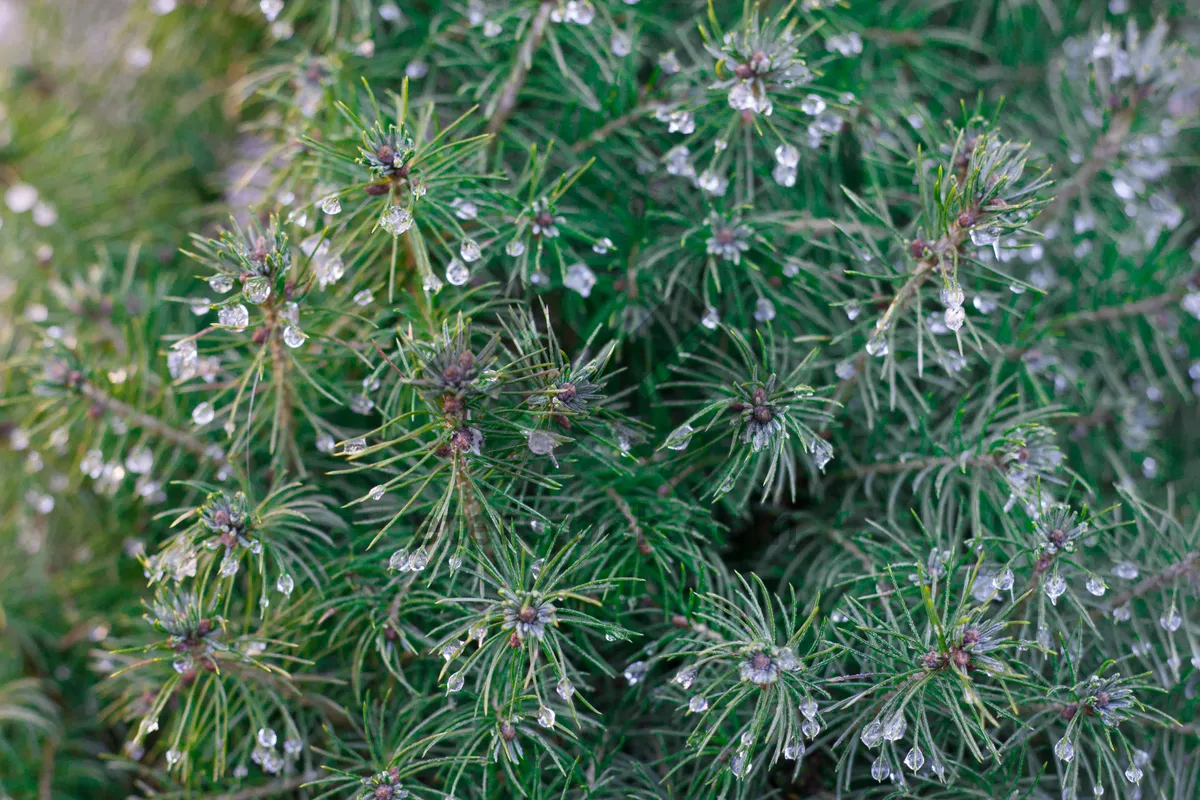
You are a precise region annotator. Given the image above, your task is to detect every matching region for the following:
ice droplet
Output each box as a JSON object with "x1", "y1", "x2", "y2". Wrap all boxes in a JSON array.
[
  {"x1": 904, "y1": 746, "x2": 925, "y2": 772},
  {"x1": 1054, "y1": 737, "x2": 1074, "y2": 762}
]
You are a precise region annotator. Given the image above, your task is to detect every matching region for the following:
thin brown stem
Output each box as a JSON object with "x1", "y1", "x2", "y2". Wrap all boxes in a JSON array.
[
  {"x1": 81, "y1": 383, "x2": 218, "y2": 462},
  {"x1": 836, "y1": 453, "x2": 998, "y2": 480},
  {"x1": 1095, "y1": 550, "x2": 1200, "y2": 620},
  {"x1": 487, "y1": 2, "x2": 553, "y2": 138},
  {"x1": 571, "y1": 103, "x2": 656, "y2": 154},
  {"x1": 209, "y1": 771, "x2": 320, "y2": 800}
]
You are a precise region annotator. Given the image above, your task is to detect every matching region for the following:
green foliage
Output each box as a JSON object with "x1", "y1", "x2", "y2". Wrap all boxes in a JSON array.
[{"x1": 2, "y1": 1, "x2": 1200, "y2": 799}]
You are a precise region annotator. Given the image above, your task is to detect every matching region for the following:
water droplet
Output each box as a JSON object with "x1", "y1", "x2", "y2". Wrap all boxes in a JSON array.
[
  {"x1": 556, "y1": 678, "x2": 575, "y2": 701},
  {"x1": 1124, "y1": 764, "x2": 1143, "y2": 784},
  {"x1": 1086, "y1": 576, "x2": 1106, "y2": 596},
  {"x1": 344, "y1": 438, "x2": 366, "y2": 455},
  {"x1": 192, "y1": 402, "x2": 215, "y2": 426},
  {"x1": 1113, "y1": 563, "x2": 1139, "y2": 580},
  {"x1": 623, "y1": 661, "x2": 647, "y2": 685},
  {"x1": 687, "y1": 695, "x2": 708, "y2": 713},
  {"x1": 783, "y1": 738, "x2": 804, "y2": 760},
  {"x1": 320, "y1": 195, "x2": 341, "y2": 215},
  {"x1": 665, "y1": 424, "x2": 694, "y2": 451},
  {"x1": 368, "y1": 485, "x2": 385, "y2": 501},
  {"x1": 353, "y1": 289, "x2": 374, "y2": 306},
  {"x1": 460, "y1": 239, "x2": 482, "y2": 262},
  {"x1": 506, "y1": 240, "x2": 526, "y2": 257},
  {"x1": 447, "y1": 672, "x2": 464, "y2": 692},
  {"x1": 564, "y1": 263, "x2": 596, "y2": 297},
  {"x1": 1054, "y1": 737, "x2": 1074, "y2": 762},
  {"x1": 904, "y1": 746, "x2": 925, "y2": 772},
  {"x1": 218, "y1": 304, "x2": 249, "y2": 331},
  {"x1": 283, "y1": 325, "x2": 306, "y2": 348},
  {"x1": 277, "y1": 573, "x2": 294, "y2": 596},
  {"x1": 537, "y1": 706, "x2": 556, "y2": 728},
  {"x1": 243, "y1": 277, "x2": 271, "y2": 305},
  {"x1": 257, "y1": 727, "x2": 277, "y2": 748},
  {"x1": 871, "y1": 754, "x2": 890, "y2": 782},
  {"x1": 380, "y1": 206, "x2": 413, "y2": 236},
  {"x1": 446, "y1": 259, "x2": 470, "y2": 286},
  {"x1": 674, "y1": 667, "x2": 697, "y2": 690},
  {"x1": 1160, "y1": 606, "x2": 1182, "y2": 632},
  {"x1": 1045, "y1": 574, "x2": 1067, "y2": 605}
]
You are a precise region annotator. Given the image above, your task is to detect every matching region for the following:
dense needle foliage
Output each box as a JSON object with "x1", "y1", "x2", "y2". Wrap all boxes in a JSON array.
[{"x1": 3, "y1": 1, "x2": 1200, "y2": 798}]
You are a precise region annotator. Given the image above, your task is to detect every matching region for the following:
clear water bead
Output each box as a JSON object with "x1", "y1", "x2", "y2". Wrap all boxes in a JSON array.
[
  {"x1": 883, "y1": 714, "x2": 906, "y2": 741},
  {"x1": 945, "y1": 306, "x2": 966, "y2": 331},
  {"x1": 784, "y1": 738, "x2": 804, "y2": 760},
  {"x1": 218, "y1": 304, "x2": 249, "y2": 331},
  {"x1": 527, "y1": 431, "x2": 557, "y2": 456},
  {"x1": 1085, "y1": 576, "x2": 1106, "y2": 596},
  {"x1": 871, "y1": 754, "x2": 890, "y2": 782},
  {"x1": 1045, "y1": 574, "x2": 1067, "y2": 605},
  {"x1": 1160, "y1": 607, "x2": 1182, "y2": 632},
  {"x1": 320, "y1": 195, "x2": 341, "y2": 215},
  {"x1": 257, "y1": 727, "x2": 277, "y2": 748},
  {"x1": 665, "y1": 424, "x2": 694, "y2": 451},
  {"x1": 276, "y1": 573, "x2": 294, "y2": 596},
  {"x1": 865, "y1": 336, "x2": 888, "y2": 357},
  {"x1": 192, "y1": 402, "x2": 215, "y2": 425},
  {"x1": 344, "y1": 438, "x2": 366, "y2": 455},
  {"x1": 460, "y1": 239, "x2": 482, "y2": 262},
  {"x1": 556, "y1": 678, "x2": 575, "y2": 701},
  {"x1": 730, "y1": 750, "x2": 750, "y2": 778},
  {"x1": 973, "y1": 295, "x2": 997, "y2": 314},
  {"x1": 801, "y1": 94, "x2": 826, "y2": 115},
  {"x1": 592, "y1": 237, "x2": 613, "y2": 254},
  {"x1": 537, "y1": 706, "x2": 556, "y2": 728},
  {"x1": 1124, "y1": 765, "x2": 1143, "y2": 784},
  {"x1": 166, "y1": 748, "x2": 182, "y2": 766},
  {"x1": 445, "y1": 259, "x2": 470, "y2": 286},
  {"x1": 802, "y1": 718, "x2": 820, "y2": 739},
  {"x1": 623, "y1": 661, "x2": 648, "y2": 685},
  {"x1": 422, "y1": 273, "x2": 444, "y2": 294},
  {"x1": 904, "y1": 746, "x2": 925, "y2": 772},
  {"x1": 564, "y1": 263, "x2": 596, "y2": 297},
  {"x1": 368, "y1": 485, "x2": 385, "y2": 501},
  {"x1": 970, "y1": 226, "x2": 1000, "y2": 248},
  {"x1": 243, "y1": 277, "x2": 271, "y2": 305},
  {"x1": 775, "y1": 143, "x2": 801, "y2": 167},
  {"x1": 354, "y1": 289, "x2": 374, "y2": 306},
  {"x1": 208, "y1": 275, "x2": 234, "y2": 294},
  {"x1": 282, "y1": 326, "x2": 306, "y2": 348},
  {"x1": 687, "y1": 695, "x2": 708, "y2": 713},
  {"x1": 860, "y1": 721, "x2": 884, "y2": 748},
  {"x1": 754, "y1": 298, "x2": 776, "y2": 322},
  {"x1": 701, "y1": 306, "x2": 720, "y2": 330},
  {"x1": 1054, "y1": 737, "x2": 1074, "y2": 762},
  {"x1": 506, "y1": 239, "x2": 526, "y2": 257},
  {"x1": 1113, "y1": 563, "x2": 1139, "y2": 580},
  {"x1": 380, "y1": 206, "x2": 413, "y2": 236},
  {"x1": 674, "y1": 667, "x2": 697, "y2": 690},
  {"x1": 447, "y1": 672, "x2": 464, "y2": 693}
]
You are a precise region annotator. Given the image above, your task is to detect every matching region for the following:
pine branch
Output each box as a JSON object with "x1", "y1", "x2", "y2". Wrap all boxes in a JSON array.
[
  {"x1": 211, "y1": 771, "x2": 320, "y2": 800},
  {"x1": 487, "y1": 2, "x2": 554, "y2": 138},
  {"x1": 1048, "y1": 287, "x2": 1191, "y2": 329},
  {"x1": 1096, "y1": 549, "x2": 1200, "y2": 619},
  {"x1": 80, "y1": 382, "x2": 220, "y2": 463}
]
